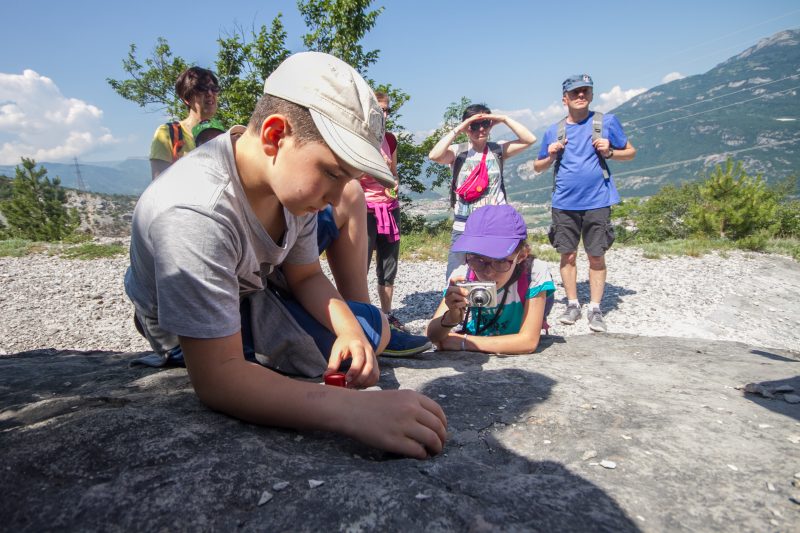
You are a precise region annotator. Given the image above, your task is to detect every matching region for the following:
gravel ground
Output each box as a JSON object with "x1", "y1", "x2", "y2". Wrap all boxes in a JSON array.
[{"x1": 2, "y1": 243, "x2": 799, "y2": 355}]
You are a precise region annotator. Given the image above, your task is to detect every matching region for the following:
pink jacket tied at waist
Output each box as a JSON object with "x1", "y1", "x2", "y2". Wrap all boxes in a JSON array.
[{"x1": 367, "y1": 200, "x2": 400, "y2": 242}]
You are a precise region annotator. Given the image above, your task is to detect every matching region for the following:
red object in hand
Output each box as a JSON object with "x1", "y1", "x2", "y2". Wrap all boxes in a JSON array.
[{"x1": 324, "y1": 372, "x2": 347, "y2": 387}]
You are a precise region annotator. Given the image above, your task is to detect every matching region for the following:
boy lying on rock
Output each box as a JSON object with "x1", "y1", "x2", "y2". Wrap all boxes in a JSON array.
[{"x1": 124, "y1": 52, "x2": 446, "y2": 459}]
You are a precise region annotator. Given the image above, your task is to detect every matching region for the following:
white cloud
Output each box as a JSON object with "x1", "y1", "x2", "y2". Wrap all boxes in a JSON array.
[
  {"x1": 0, "y1": 70, "x2": 117, "y2": 164},
  {"x1": 662, "y1": 71, "x2": 685, "y2": 84},
  {"x1": 593, "y1": 85, "x2": 647, "y2": 112},
  {"x1": 495, "y1": 103, "x2": 566, "y2": 132}
]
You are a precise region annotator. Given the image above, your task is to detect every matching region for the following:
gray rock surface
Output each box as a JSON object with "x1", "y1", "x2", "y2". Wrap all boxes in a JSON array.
[{"x1": 2, "y1": 335, "x2": 798, "y2": 532}]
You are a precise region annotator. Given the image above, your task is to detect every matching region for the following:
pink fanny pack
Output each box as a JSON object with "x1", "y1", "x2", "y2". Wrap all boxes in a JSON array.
[{"x1": 455, "y1": 146, "x2": 489, "y2": 203}]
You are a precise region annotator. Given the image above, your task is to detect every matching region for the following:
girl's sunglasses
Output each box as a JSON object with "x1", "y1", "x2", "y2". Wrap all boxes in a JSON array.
[{"x1": 469, "y1": 119, "x2": 492, "y2": 132}]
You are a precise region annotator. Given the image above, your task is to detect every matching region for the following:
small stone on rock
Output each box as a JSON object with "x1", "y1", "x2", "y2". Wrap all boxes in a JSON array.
[
  {"x1": 272, "y1": 481, "x2": 290, "y2": 492},
  {"x1": 743, "y1": 383, "x2": 774, "y2": 398},
  {"x1": 774, "y1": 385, "x2": 794, "y2": 393},
  {"x1": 308, "y1": 479, "x2": 325, "y2": 489},
  {"x1": 415, "y1": 493, "x2": 431, "y2": 500},
  {"x1": 582, "y1": 450, "x2": 598, "y2": 460},
  {"x1": 727, "y1": 464, "x2": 739, "y2": 471},
  {"x1": 784, "y1": 394, "x2": 800, "y2": 404},
  {"x1": 621, "y1": 435, "x2": 632, "y2": 440},
  {"x1": 767, "y1": 482, "x2": 776, "y2": 491},
  {"x1": 257, "y1": 491, "x2": 273, "y2": 506},
  {"x1": 600, "y1": 460, "x2": 617, "y2": 469}
]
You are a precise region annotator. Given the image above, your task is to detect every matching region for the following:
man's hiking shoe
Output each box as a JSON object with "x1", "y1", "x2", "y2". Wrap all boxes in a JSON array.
[
  {"x1": 558, "y1": 304, "x2": 581, "y2": 325},
  {"x1": 587, "y1": 308, "x2": 607, "y2": 333},
  {"x1": 387, "y1": 314, "x2": 409, "y2": 333},
  {"x1": 383, "y1": 329, "x2": 432, "y2": 357}
]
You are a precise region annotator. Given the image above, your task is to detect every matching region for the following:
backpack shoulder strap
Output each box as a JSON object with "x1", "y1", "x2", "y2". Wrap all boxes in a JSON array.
[
  {"x1": 451, "y1": 142, "x2": 470, "y2": 208},
  {"x1": 591, "y1": 112, "x2": 610, "y2": 180},
  {"x1": 487, "y1": 141, "x2": 506, "y2": 201},
  {"x1": 167, "y1": 121, "x2": 184, "y2": 163},
  {"x1": 552, "y1": 117, "x2": 568, "y2": 191}
]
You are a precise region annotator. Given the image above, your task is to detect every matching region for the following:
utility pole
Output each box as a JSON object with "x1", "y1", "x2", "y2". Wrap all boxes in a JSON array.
[{"x1": 73, "y1": 157, "x2": 87, "y2": 191}]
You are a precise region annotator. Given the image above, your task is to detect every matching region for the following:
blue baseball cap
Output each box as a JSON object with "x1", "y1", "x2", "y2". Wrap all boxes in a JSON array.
[
  {"x1": 452, "y1": 205, "x2": 528, "y2": 259},
  {"x1": 562, "y1": 74, "x2": 593, "y2": 93}
]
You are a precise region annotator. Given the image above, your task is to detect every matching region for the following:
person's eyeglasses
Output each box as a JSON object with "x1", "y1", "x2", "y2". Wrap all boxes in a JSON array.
[
  {"x1": 469, "y1": 119, "x2": 492, "y2": 132},
  {"x1": 196, "y1": 85, "x2": 220, "y2": 94},
  {"x1": 466, "y1": 253, "x2": 517, "y2": 273}
]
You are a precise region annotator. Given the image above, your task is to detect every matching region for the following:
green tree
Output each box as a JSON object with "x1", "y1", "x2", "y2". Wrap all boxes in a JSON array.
[
  {"x1": 107, "y1": 18, "x2": 290, "y2": 123},
  {"x1": 0, "y1": 158, "x2": 80, "y2": 241},
  {"x1": 107, "y1": 2, "x2": 437, "y2": 204},
  {"x1": 213, "y1": 18, "x2": 291, "y2": 126},
  {"x1": 107, "y1": 38, "x2": 190, "y2": 120},
  {"x1": 298, "y1": 0, "x2": 382, "y2": 75},
  {"x1": 420, "y1": 97, "x2": 472, "y2": 191},
  {"x1": 687, "y1": 159, "x2": 778, "y2": 240}
]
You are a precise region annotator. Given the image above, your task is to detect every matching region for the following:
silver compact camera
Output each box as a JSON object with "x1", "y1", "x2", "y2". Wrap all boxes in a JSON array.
[{"x1": 456, "y1": 281, "x2": 498, "y2": 308}]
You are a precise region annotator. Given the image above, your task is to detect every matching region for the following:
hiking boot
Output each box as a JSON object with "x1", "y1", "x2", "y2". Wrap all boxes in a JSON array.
[
  {"x1": 387, "y1": 313, "x2": 410, "y2": 333},
  {"x1": 382, "y1": 329, "x2": 432, "y2": 357},
  {"x1": 558, "y1": 304, "x2": 581, "y2": 325},
  {"x1": 587, "y1": 308, "x2": 607, "y2": 333}
]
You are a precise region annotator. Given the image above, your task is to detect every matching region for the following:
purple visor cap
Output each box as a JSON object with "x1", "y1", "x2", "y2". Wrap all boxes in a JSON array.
[{"x1": 452, "y1": 205, "x2": 528, "y2": 259}]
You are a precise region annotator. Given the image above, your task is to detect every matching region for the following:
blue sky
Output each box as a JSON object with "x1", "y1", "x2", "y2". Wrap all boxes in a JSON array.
[{"x1": 1, "y1": 0, "x2": 798, "y2": 164}]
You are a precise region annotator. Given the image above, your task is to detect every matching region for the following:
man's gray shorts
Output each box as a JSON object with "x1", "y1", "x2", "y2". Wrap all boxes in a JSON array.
[{"x1": 548, "y1": 207, "x2": 615, "y2": 257}]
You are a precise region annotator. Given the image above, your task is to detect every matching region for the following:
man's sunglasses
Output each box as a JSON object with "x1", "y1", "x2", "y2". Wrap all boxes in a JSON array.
[{"x1": 469, "y1": 119, "x2": 492, "y2": 131}]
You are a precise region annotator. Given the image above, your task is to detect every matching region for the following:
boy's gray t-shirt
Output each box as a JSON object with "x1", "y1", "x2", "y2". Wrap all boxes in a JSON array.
[{"x1": 124, "y1": 126, "x2": 319, "y2": 345}]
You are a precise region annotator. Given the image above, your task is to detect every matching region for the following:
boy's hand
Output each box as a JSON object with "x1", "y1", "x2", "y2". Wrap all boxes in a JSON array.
[
  {"x1": 344, "y1": 390, "x2": 447, "y2": 459},
  {"x1": 326, "y1": 333, "x2": 379, "y2": 388}
]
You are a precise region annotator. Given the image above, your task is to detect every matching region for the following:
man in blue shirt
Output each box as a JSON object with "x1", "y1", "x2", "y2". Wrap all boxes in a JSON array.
[{"x1": 534, "y1": 74, "x2": 636, "y2": 332}]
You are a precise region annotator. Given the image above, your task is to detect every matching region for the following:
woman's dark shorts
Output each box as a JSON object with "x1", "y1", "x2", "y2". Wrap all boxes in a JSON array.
[{"x1": 548, "y1": 207, "x2": 615, "y2": 257}]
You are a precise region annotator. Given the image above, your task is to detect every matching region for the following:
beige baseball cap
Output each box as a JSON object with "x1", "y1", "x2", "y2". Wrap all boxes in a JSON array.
[{"x1": 263, "y1": 51, "x2": 395, "y2": 188}]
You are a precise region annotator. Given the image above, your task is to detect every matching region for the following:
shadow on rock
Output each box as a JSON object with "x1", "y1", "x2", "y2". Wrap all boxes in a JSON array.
[
  {"x1": 741, "y1": 375, "x2": 800, "y2": 422},
  {"x1": 749, "y1": 348, "x2": 800, "y2": 363},
  {"x1": 417, "y1": 368, "x2": 640, "y2": 532},
  {"x1": 573, "y1": 281, "x2": 636, "y2": 313},
  {"x1": 0, "y1": 350, "x2": 639, "y2": 532}
]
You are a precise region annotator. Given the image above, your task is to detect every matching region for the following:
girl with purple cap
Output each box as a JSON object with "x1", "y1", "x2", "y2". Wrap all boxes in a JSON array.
[{"x1": 426, "y1": 205, "x2": 555, "y2": 354}]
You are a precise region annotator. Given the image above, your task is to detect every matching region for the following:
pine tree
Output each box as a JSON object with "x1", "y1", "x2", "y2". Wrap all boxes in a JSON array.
[
  {"x1": 687, "y1": 159, "x2": 778, "y2": 240},
  {"x1": 0, "y1": 158, "x2": 80, "y2": 241}
]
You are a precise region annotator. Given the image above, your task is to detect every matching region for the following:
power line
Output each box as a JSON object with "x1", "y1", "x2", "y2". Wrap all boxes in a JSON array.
[
  {"x1": 624, "y1": 74, "x2": 800, "y2": 125},
  {"x1": 629, "y1": 85, "x2": 800, "y2": 132},
  {"x1": 613, "y1": 138, "x2": 800, "y2": 178},
  {"x1": 509, "y1": 138, "x2": 799, "y2": 196},
  {"x1": 661, "y1": 9, "x2": 800, "y2": 59}
]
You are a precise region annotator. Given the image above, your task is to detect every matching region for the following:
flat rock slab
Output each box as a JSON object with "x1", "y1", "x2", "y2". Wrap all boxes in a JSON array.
[{"x1": 1, "y1": 335, "x2": 799, "y2": 532}]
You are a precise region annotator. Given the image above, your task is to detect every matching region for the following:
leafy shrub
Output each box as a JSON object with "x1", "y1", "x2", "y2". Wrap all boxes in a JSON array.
[
  {"x1": 735, "y1": 231, "x2": 770, "y2": 252},
  {"x1": 775, "y1": 199, "x2": 800, "y2": 238}
]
